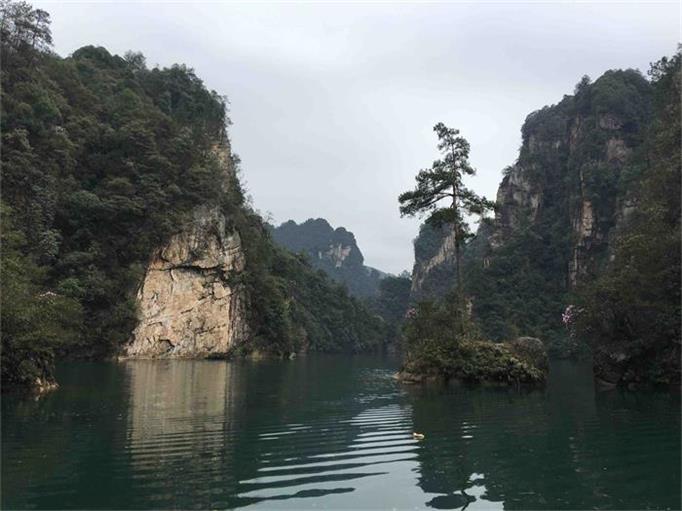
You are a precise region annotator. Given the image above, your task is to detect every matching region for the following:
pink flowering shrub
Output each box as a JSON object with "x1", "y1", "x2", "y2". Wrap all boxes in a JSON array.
[{"x1": 404, "y1": 307, "x2": 417, "y2": 319}]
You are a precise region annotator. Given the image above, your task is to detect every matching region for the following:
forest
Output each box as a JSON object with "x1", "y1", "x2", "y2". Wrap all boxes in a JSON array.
[
  {"x1": 0, "y1": 1, "x2": 386, "y2": 388},
  {"x1": 1, "y1": 0, "x2": 679, "y2": 391},
  {"x1": 402, "y1": 56, "x2": 680, "y2": 387},
  {"x1": 1, "y1": 2, "x2": 679, "y2": 510}
]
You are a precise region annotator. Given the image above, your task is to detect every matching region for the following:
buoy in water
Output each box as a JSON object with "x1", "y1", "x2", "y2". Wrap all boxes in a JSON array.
[{"x1": 412, "y1": 432, "x2": 425, "y2": 440}]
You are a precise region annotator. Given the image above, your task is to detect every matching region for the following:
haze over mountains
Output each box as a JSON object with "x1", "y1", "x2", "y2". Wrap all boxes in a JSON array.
[{"x1": 33, "y1": 1, "x2": 679, "y2": 274}]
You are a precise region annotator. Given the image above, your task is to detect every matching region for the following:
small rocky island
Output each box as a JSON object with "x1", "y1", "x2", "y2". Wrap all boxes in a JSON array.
[{"x1": 397, "y1": 337, "x2": 548, "y2": 386}]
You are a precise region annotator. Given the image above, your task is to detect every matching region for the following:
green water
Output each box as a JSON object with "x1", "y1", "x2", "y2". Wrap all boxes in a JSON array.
[{"x1": 2, "y1": 356, "x2": 680, "y2": 510}]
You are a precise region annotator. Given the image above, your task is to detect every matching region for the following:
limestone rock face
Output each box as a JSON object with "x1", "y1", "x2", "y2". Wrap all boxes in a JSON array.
[
  {"x1": 410, "y1": 101, "x2": 640, "y2": 300},
  {"x1": 323, "y1": 243, "x2": 353, "y2": 268},
  {"x1": 410, "y1": 229, "x2": 456, "y2": 296},
  {"x1": 489, "y1": 164, "x2": 541, "y2": 250},
  {"x1": 123, "y1": 206, "x2": 249, "y2": 358}
]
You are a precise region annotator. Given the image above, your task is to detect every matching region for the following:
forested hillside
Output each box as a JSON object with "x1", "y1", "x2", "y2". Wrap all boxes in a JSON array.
[
  {"x1": 574, "y1": 54, "x2": 680, "y2": 385},
  {"x1": 409, "y1": 54, "x2": 680, "y2": 385},
  {"x1": 271, "y1": 218, "x2": 384, "y2": 297},
  {"x1": 0, "y1": 1, "x2": 384, "y2": 389}
]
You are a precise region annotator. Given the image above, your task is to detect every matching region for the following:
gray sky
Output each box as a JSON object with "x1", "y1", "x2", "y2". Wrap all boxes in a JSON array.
[{"x1": 36, "y1": 1, "x2": 679, "y2": 274}]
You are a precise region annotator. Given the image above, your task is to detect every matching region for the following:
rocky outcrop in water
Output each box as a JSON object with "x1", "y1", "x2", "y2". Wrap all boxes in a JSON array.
[
  {"x1": 397, "y1": 337, "x2": 548, "y2": 386},
  {"x1": 123, "y1": 206, "x2": 249, "y2": 358}
]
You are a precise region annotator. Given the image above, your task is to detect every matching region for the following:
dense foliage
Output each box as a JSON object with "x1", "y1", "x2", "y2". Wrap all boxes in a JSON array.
[
  {"x1": 408, "y1": 56, "x2": 679, "y2": 385},
  {"x1": 368, "y1": 274, "x2": 412, "y2": 347},
  {"x1": 1, "y1": 1, "x2": 233, "y2": 362},
  {"x1": 237, "y1": 221, "x2": 385, "y2": 354},
  {"x1": 270, "y1": 218, "x2": 383, "y2": 297},
  {"x1": 1, "y1": 1, "x2": 385, "y2": 388},
  {"x1": 1, "y1": 204, "x2": 83, "y2": 387},
  {"x1": 413, "y1": 70, "x2": 651, "y2": 332},
  {"x1": 400, "y1": 300, "x2": 545, "y2": 385},
  {"x1": 574, "y1": 53, "x2": 681, "y2": 385},
  {"x1": 469, "y1": 69, "x2": 654, "y2": 352}
]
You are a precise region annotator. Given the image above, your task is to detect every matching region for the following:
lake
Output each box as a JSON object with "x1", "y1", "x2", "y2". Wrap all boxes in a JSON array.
[{"x1": 2, "y1": 356, "x2": 680, "y2": 510}]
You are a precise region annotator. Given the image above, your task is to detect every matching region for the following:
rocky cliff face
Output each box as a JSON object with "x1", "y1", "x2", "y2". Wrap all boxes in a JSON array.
[
  {"x1": 271, "y1": 218, "x2": 385, "y2": 297},
  {"x1": 490, "y1": 113, "x2": 636, "y2": 289},
  {"x1": 411, "y1": 230, "x2": 455, "y2": 296},
  {"x1": 409, "y1": 69, "x2": 652, "y2": 345},
  {"x1": 410, "y1": 223, "x2": 456, "y2": 300},
  {"x1": 123, "y1": 206, "x2": 249, "y2": 358}
]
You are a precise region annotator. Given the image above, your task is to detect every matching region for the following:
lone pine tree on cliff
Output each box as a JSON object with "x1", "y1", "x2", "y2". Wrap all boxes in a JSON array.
[{"x1": 399, "y1": 123, "x2": 494, "y2": 334}]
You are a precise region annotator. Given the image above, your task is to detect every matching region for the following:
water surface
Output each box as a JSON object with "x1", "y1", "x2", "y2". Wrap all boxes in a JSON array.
[{"x1": 2, "y1": 356, "x2": 680, "y2": 509}]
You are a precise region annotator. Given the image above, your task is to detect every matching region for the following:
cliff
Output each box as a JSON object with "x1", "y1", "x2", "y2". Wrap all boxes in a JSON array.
[
  {"x1": 410, "y1": 69, "x2": 654, "y2": 345},
  {"x1": 271, "y1": 218, "x2": 385, "y2": 297},
  {"x1": 123, "y1": 206, "x2": 249, "y2": 358},
  {"x1": 0, "y1": 4, "x2": 387, "y2": 387},
  {"x1": 408, "y1": 59, "x2": 680, "y2": 386},
  {"x1": 123, "y1": 163, "x2": 387, "y2": 358}
]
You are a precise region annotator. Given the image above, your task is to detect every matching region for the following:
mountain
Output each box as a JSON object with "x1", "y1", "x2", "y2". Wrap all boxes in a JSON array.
[
  {"x1": 410, "y1": 57, "x2": 680, "y2": 386},
  {"x1": 0, "y1": 3, "x2": 384, "y2": 390},
  {"x1": 270, "y1": 218, "x2": 385, "y2": 297}
]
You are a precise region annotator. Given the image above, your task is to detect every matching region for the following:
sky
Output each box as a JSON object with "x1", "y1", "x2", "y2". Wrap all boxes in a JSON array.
[{"x1": 35, "y1": 0, "x2": 679, "y2": 274}]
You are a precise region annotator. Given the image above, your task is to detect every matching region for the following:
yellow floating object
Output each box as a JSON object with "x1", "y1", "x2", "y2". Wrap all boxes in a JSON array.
[{"x1": 412, "y1": 432, "x2": 425, "y2": 440}]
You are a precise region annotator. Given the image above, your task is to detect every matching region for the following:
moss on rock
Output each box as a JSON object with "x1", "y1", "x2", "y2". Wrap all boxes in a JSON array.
[{"x1": 397, "y1": 338, "x2": 547, "y2": 386}]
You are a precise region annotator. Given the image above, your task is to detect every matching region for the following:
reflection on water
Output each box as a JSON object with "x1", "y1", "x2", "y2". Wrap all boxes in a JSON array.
[{"x1": 2, "y1": 357, "x2": 680, "y2": 509}]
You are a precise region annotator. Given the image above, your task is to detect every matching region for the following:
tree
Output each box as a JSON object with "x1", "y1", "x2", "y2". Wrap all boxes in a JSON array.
[
  {"x1": 0, "y1": 0, "x2": 52, "y2": 64},
  {"x1": 399, "y1": 123, "x2": 493, "y2": 334},
  {"x1": 574, "y1": 52, "x2": 681, "y2": 385},
  {"x1": 1, "y1": 203, "x2": 83, "y2": 389}
]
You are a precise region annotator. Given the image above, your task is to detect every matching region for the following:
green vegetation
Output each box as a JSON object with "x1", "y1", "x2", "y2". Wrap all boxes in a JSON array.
[
  {"x1": 397, "y1": 125, "x2": 539, "y2": 383},
  {"x1": 574, "y1": 53, "x2": 681, "y2": 386},
  {"x1": 270, "y1": 218, "x2": 384, "y2": 298},
  {"x1": 464, "y1": 228, "x2": 570, "y2": 350},
  {"x1": 463, "y1": 70, "x2": 652, "y2": 350},
  {"x1": 1, "y1": 204, "x2": 82, "y2": 388},
  {"x1": 1, "y1": 1, "x2": 233, "y2": 363},
  {"x1": 399, "y1": 300, "x2": 545, "y2": 385},
  {"x1": 0, "y1": 1, "x2": 384, "y2": 389},
  {"x1": 369, "y1": 274, "x2": 412, "y2": 347},
  {"x1": 409, "y1": 56, "x2": 679, "y2": 385},
  {"x1": 399, "y1": 123, "x2": 494, "y2": 334},
  {"x1": 240, "y1": 225, "x2": 385, "y2": 354}
]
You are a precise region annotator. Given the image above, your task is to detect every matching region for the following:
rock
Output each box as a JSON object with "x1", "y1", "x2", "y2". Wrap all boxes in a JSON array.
[
  {"x1": 33, "y1": 377, "x2": 58, "y2": 395},
  {"x1": 591, "y1": 340, "x2": 681, "y2": 388},
  {"x1": 394, "y1": 370, "x2": 427, "y2": 384},
  {"x1": 397, "y1": 339, "x2": 548, "y2": 387},
  {"x1": 606, "y1": 138, "x2": 631, "y2": 163},
  {"x1": 122, "y1": 206, "x2": 249, "y2": 358},
  {"x1": 505, "y1": 337, "x2": 549, "y2": 373},
  {"x1": 270, "y1": 218, "x2": 383, "y2": 297},
  {"x1": 598, "y1": 113, "x2": 623, "y2": 130},
  {"x1": 409, "y1": 81, "x2": 639, "y2": 300},
  {"x1": 426, "y1": 492, "x2": 476, "y2": 509}
]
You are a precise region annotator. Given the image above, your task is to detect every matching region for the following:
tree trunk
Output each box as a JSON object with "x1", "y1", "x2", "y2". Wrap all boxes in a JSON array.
[{"x1": 452, "y1": 186, "x2": 463, "y2": 337}]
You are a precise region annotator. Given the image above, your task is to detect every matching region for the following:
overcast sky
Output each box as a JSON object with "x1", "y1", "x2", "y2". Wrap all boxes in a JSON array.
[{"x1": 35, "y1": 0, "x2": 679, "y2": 274}]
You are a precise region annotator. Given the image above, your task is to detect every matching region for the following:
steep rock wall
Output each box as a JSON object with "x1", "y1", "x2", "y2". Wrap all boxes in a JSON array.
[
  {"x1": 411, "y1": 70, "x2": 650, "y2": 303},
  {"x1": 411, "y1": 230, "x2": 455, "y2": 294},
  {"x1": 123, "y1": 206, "x2": 249, "y2": 358}
]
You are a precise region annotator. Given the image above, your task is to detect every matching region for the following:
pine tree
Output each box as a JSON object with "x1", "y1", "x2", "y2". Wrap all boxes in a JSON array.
[{"x1": 399, "y1": 123, "x2": 494, "y2": 334}]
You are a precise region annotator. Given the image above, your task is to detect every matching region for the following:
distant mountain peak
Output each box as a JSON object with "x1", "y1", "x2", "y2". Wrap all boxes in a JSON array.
[{"x1": 271, "y1": 218, "x2": 384, "y2": 297}]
